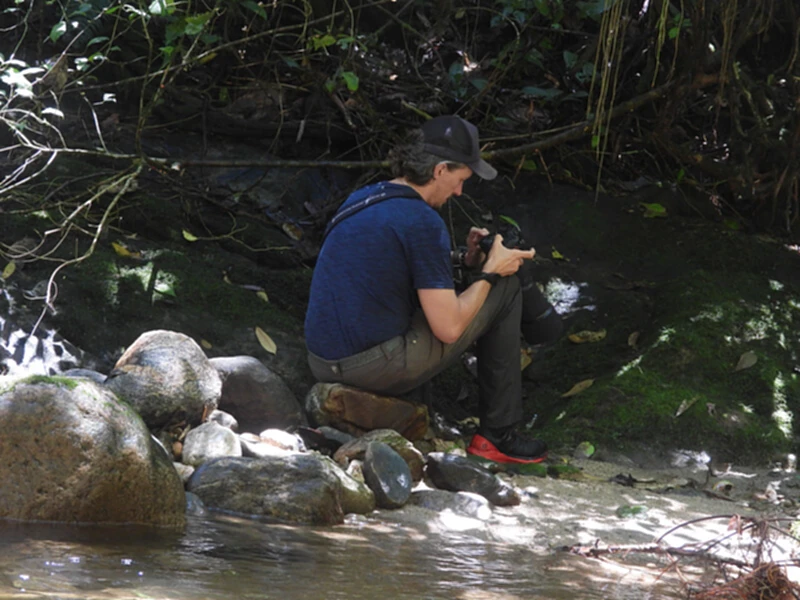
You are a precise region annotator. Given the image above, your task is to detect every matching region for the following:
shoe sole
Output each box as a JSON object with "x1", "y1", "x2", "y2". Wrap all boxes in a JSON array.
[{"x1": 467, "y1": 434, "x2": 547, "y2": 464}]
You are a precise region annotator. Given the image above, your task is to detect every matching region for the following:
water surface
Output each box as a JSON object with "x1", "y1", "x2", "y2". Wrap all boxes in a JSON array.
[{"x1": 0, "y1": 513, "x2": 687, "y2": 599}]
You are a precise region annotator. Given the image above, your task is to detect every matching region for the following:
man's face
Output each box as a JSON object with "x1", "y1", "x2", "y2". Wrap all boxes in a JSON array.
[{"x1": 429, "y1": 164, "x2": 473, "y2": 207}]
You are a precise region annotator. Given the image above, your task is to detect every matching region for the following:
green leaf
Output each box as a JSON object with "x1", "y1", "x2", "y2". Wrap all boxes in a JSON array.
[
  {"x1": 184, "y1": 12, "x2": 212, "y2": 36},
  {"x1": 341, "y1": 70, "x2": 359, "y2": 91},
  {"x1": 498, "y1": 215, "x2": 520, "y2": 229},
  {"x1": 616, "y1": 505, "x2": 648, "y2": 518},
  {"x1": 591, "y1": 134, "x2": 600, "y2": 149},
  {"x1": 470, "y1": 78, "x2": 488, "y2": 91},
  {"x1": 668, "y1": 27, "x2": 680, "y2": 39},
  {"x1": 533, "y1": 0, "x2": 551, "y2": 17},
  {"x1": 312, "y1": 34, "x2": 336, "y2": 50},
  {"x1": 640, "y1": 202, "x2": 668, "y2": 218},
  {"x1": 86, "y1": 36, "x2": 109, "y2": 48},
  {"x1": 448, "y1": 61, "x2": 464, "y2": 81},
  {"x1": 49, "y1": 21, "x2": 67, "y2": 43},
  {"x1": 577, "y1": 0, "x2": 610, "y2": 19},
  {"x1": 242, "y1": 0, "x2": 267, "y2": 19},
  {"x1": 336, "y1": 36, "x2": 356, "y2": 50},
  {"x1": 574, "y1": 441, "x2": 595, "y2": 458},
  {"x1": 524, "y1": 48, "x2": 544, "y2": 67},
  {"x1": 521, "y1": 159, "x2": 538, "y2": 171},
  {"x1": 676, "y1": 168, "x2": 685, "y2": 183},
  {"x1": 723, "y1": 218, "x2": 741, "y2": 231},
  {"x1": 563, "y1": 50, "x2": 578, "y2": 69}
]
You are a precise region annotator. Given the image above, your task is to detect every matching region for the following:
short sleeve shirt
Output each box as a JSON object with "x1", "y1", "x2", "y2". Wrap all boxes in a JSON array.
[{"x1": 304, "y1": 182, "x2": 454, "y2": 360}]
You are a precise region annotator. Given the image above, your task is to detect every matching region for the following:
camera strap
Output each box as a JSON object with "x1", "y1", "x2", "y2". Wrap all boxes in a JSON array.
[{"x1": 322, "y1": 183, "x2": 422, "y2": 244}]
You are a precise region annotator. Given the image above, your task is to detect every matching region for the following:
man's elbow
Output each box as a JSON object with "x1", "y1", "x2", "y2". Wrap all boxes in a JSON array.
[{"x1": 431, "y1": 324, "x2": 462, "y2": 345}]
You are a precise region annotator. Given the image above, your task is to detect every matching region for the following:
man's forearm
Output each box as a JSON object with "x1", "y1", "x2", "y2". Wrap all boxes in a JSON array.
[{"x1": 451, "y1": 279, "x2": 493, "y2": 339}]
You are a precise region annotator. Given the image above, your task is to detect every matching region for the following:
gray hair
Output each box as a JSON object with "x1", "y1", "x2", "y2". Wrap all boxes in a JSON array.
[{"x1": 387, "y1": 130, "x2": 466, "y2": 185}]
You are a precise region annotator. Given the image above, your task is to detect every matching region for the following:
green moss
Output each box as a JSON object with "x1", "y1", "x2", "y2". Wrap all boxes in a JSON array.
[
  {"x1": 535, "y1": 269, "x2": 800, "y2": 464},
  {"x1": 18, "y1": 375, "x2": 81, "y2": 391}
]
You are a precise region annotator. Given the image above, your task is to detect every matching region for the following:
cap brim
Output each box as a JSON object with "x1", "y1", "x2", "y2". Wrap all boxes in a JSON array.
[{"x1": 470, "y1": 158, "x2": 497, "y2": 181}]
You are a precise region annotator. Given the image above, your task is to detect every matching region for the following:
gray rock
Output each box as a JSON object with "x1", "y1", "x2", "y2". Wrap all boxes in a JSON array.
[
  {"x1": 208, "y1": 409, "x2": 239, "y2": 432},
  {"x1": 104, "y1": 330, "x2": 221, "y2": 429},
  {"x1": 187, "y1": 455, "x2": 345, "y2": 525},
  {"x1": 334, "y1": 429, "x2": 425, "y2": 482},
  {"x1": 0, "y1": 376, "x2": 185, "y2": 526},
  {"x1": 425, "y1": 452, "x2": 521, "y2": 507},
  {"x1": 411, "y1": 489, "x2": 493, "y2": 520},
  {"x1": 62, "y1": 368, "x2": 107, "y2": 384},
  {"x1": 362, "y1": 442, "x2": 412, "y2": 509},
  {"x1": 258, "y1": 428, "x2": 305, "y2": 452},
  {"x1": 321, "y1": 456, "x2": 375, "y2": 515},
  {"x1": 318, "y1": 426, "x2": 355, "y2": 446},
  {"x1": 210, "y1": 355, "x2": 306, "y2": 433},
  {"x1": 182, "y1": 421, "x2": 242, "y2": 467},
  {"x1": 240, "y1": 433, "x2": 293, "y2": 458},
  {"x1": 174, "y1": 462, "x2": 195, "y2": 484}
]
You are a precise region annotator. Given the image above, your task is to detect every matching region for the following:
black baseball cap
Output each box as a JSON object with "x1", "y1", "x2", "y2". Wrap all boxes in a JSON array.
[{"x1": 421, "y1": 115, "x2": 497, "y2": 180}]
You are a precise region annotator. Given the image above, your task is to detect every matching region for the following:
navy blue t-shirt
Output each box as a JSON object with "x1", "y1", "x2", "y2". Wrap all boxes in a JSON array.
[{"x1": 304, "y1": 182, "x2": 454, "y2": 360}]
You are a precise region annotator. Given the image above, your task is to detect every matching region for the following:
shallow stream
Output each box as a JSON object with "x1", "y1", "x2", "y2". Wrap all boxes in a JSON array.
[{"x1": 0, "y1": 509, "x2": 690, "y2": 600}]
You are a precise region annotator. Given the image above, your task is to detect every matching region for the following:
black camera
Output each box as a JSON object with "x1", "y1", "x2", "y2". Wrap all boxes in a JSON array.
[
  {"x1": 478, "y1": 222, "x2": 526, "y2": 255},
  {"x1": 478, "y1": 222, "x2": 562, "y2": 346}
]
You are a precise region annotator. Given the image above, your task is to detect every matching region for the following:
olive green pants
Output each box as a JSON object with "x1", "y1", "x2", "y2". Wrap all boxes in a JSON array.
[{"x1": 307, "y1": 276, "x2": 524, "y2": 430}]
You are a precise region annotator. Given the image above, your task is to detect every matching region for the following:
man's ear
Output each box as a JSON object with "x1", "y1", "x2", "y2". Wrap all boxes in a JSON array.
[{"x1": 432, "y1": 162, "x2": 446, "y2": 179}]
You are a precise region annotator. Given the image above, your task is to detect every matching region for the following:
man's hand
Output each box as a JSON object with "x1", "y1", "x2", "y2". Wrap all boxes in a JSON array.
[
  {"x1": 482, "y1": 234, "x2": 535, "y2": 276},
  {"x1": 464, "y1": 227, "x2": 490, "y2": 268}
]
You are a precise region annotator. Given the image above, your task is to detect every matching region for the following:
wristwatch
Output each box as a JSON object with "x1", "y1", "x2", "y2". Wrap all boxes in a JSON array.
[{"x1": 473, "y1": 272, "x2": 501, "y2": 286}]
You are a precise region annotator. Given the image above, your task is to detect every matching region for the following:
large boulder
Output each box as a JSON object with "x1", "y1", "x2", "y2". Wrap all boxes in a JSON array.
[
  {"x1": 187, "y1": 454, "x2": 347, "y2": 525},
  {"x1": 0, "y1": 376, "x2": 185, "y2": 526},
  {"x1": 209, "y1": 356, "x2": 306, "y2": 433},
  {"x1": 104, "y1": 330, "x2": 221, "y2": 429},
  {"x1": 305, "y1": 383, "x2": 428, "y2": 441}
]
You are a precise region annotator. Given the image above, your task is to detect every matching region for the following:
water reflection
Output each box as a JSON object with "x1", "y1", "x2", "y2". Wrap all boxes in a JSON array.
[{"x1": 0, "y1": 513, "x2": 686, "y2": 599}]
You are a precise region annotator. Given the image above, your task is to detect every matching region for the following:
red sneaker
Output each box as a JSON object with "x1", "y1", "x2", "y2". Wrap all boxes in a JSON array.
[{"x1": 467, "y1": 432, "x2": 548, "y2": 464}]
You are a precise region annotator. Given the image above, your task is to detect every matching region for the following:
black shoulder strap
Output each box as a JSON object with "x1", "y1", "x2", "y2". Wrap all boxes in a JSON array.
[{"x1": 322, "y1": 183, "x2": 421, "y2": 244}]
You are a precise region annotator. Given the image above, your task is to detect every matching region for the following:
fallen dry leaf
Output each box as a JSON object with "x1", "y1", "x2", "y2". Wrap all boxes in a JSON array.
[
  {"x1": 111, "y1": 241, "x2": 141, "y2": 259},
  {"x1": 1, "y1": 261, "x2": 16, "y2": 280},
  {"x1": 200, "y1": 339, "x2": 212, "y2": 349},
  {"x1": 561, "y1": 379, "x2": 594, "y2": 398},
  {"x1": 256, "y1": 291, "x2": 269, "y2": 303},
  {"x1": 568, "y1": 330, "x2": 607, "y2": 344},
  {"x1": 255, "y1": 326, "x2": 277, "y2": 354},
  {"x1": 627, "y1": 331, "x2": 640, "y2": 348},
  {"x1": 282, "y1": 223, "x2": 303, "y2": 241},
  {"x1": 520, "y1": 348, "x2": 532, "y2": 371},
  {"x1": 675, "y1": 396, "x2": 698, "y2": 417},
  {"x1": 734, "y1": 351, "x2": 757, "y2": 371},
  {"x1": 182, "y1": 229, "x2": 198, "y2": 242}
]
